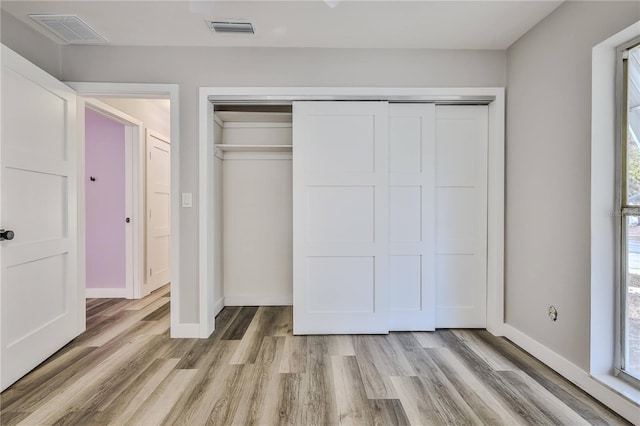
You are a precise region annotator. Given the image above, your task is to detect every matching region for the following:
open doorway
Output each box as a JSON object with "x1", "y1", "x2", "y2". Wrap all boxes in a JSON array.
[{"x1": 84, "y1": 97, "x2": 171, "y2": 301}]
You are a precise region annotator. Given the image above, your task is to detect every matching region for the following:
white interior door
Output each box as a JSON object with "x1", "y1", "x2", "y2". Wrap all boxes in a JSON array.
[
  {"x1": 145, "y1": 129, "x2": 170, "y2": 294},
  {"x1": 388, "y1": 104, "x2": 436, "y2": 331},
  {"x1": 1, "y1": 45, "x2": 81, "y2": 391},
  {"x1": 435, "y1": 105, "x2": 488, "y2": 328},
  {"x1": 293, "y1": 101, "x2": 389, "y2": 334}
]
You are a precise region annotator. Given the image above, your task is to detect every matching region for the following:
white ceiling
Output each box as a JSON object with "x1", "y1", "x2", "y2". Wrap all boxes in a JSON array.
[{"x1": 1, "y1": 1, "x2": 564, "y2": 50}]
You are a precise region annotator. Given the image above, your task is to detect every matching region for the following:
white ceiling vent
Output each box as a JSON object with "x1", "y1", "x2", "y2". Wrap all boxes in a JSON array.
[
  {"x1": 29, "y1": 15, "x2": 109, "y2": 44},
  {"x1": 208, "y1": 20, "x2": 255, "y2": 35}
]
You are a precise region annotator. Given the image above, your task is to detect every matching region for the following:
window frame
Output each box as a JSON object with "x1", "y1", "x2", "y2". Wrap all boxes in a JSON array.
[{"x1": 616, "y1": 35, "x2": 640, "y2": 388}]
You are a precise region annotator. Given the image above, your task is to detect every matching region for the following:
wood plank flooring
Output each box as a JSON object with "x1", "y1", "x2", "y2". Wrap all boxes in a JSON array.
[{"x1": 0, "y1": 286, "x2": 630, "y2": 425}]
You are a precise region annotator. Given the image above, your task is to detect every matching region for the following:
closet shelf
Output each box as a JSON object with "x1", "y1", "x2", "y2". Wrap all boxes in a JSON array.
[
  {"x1": 215, "y1": 144, "x2": 292, "y2": 152},
  {"x1": 214, "y1": 144, "x2": 293, "y2": 160}
]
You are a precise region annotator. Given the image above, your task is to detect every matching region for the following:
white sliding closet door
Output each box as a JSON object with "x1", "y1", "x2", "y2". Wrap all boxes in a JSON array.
[
  {"x1": 388, "y1": 104, "x2": 436, "y2": 331},
  {"x1": 293, "y1": 101, "x2": 389, "y2": 334},
  {"x1": 435, "y1": 106, "x2": 488, "y2": 328}
]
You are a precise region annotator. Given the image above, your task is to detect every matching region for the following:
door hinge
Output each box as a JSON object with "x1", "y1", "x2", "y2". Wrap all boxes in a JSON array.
[
  {"x1": 150, "y1": 268, "x2": 153, "y2": 276},
  {"x1": 623, "y1": 50, "x2": 630, "y2": 59}
]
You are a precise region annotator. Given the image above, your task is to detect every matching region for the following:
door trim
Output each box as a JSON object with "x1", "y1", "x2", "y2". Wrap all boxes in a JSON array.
[
  {"x1": 82, "y1": 98, "x2": 144, "y2": 300},
  {"x1": 67, "y1": 82, "x2": 183, "y2": 337},
  {"x1": 199, "y1": 87, "x2": 505, "y2": 339}
]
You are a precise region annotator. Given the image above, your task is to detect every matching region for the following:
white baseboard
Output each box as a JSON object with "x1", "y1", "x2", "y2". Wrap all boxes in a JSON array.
[
  {"x1": 502, "y1": 324, "x2": 640, "y2": 424},
  {"x1": 214, "y1": 297, "x2": 225, "y2": 316},
  {"x1": 194, "y1": 298, "x2": 227, "y2": 339},
  {"x1": 224, "y1": 294, "x2": 293, "y2": 306},
  {"x1": 170, "y1": 322, "x2": 200, "y2": 338},
  {"x1": 85, "y1": 287, "x2": 128, "y2": 298}
]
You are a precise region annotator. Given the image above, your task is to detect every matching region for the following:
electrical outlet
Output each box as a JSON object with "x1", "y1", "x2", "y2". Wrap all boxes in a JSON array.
[{"x1": 548, "y1": 306, "x2": 558, "y2": 321}]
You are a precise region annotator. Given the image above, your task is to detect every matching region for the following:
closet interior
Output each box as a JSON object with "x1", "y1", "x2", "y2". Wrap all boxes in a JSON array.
[{"x1": 213, "y1": 105, "x2": 293, "y2": 306}]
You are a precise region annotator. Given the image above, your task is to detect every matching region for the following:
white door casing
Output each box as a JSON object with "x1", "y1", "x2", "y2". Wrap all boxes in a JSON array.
[
  {"x1": 435, "y1": 105, "x2": 488, "y2": 328},
  {"x1": 388, "y1": 104, "x2": 437, "y2": 331},
  {"x1": 293, "y1": 101, "x2": 390, "y2": 334},
  {"x1": 145, "y1": 129, "x2": 171, "y2": 294},
  {"x1": 1, "y1": 45, "x2": 81, "y2": 391}
]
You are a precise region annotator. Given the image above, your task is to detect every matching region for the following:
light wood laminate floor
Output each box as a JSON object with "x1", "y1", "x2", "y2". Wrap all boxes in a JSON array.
[{"x1": 0, "y1": 286, "x2": 630, "y2": 425}]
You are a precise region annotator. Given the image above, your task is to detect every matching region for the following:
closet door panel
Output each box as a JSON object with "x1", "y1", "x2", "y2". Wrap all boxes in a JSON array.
[
  {"x1": 389, "y1": 186, "x2": 422, "y2": 243},
  {"x1": 293, "y1": 101, "x2": 389, "y2": 334},
  {"x1": 389, "y1": 255, "x2": 422, "y2": 311},
  {"x1": 435, "y1": 106, "x2": 488, "y2": 328},
  {"x1": 306, "y1": 115, "x2": 375, "y2": 174},
  {"x1": 436, "y1": 118, "x2": 479, "y2": 186},
  {"x1": 388, "y1": 104, "x2": 436, "y2": 331},
  {"x1": 436, "y1": 255, "x2": 477, "y2": 308},
  {"x1": 307, "y1": 186, "x2": 374, "y2": 243},
  {"x1": 307, "y1": 256, "x2": 375, "y2": 312},
  {"x1": 389, "y1": 116, "x2": 422, "y2": 173},
  {"x1": 435, "y1": 188, "x2": 476, "y2": 253}
]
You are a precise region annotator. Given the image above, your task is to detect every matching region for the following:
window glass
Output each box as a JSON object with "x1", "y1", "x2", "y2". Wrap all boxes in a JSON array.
[
  {"x1": 623, "y1": 44, "x2": 640, "y2": 383},
  {"x1": 625, "y1": 216, "x2": 640, "y2": 378},
  {"x1": 627, "y1": 46, "x2": 640, "y2": 205}
]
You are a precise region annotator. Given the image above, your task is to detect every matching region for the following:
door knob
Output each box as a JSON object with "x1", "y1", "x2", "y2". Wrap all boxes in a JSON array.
[{"x1": 0, "y1": 229, "x2": 15, "y2": 241}]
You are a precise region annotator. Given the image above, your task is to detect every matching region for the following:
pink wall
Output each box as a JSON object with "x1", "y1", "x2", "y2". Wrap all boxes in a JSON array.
[{"x1": 85, "y1": 108, "x2": 126, "y2": 290}]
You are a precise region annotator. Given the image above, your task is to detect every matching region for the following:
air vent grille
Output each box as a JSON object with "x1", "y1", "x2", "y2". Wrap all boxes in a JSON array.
[
  {"x1": 29, "y1": 15, "x2": 108, "y2": 44},
  {"x1": 208, "y1": 20, "x2": 255, "y2": 34}
]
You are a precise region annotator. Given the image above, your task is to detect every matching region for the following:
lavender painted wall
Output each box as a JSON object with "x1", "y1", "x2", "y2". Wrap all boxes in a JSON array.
[{"x1": 85, "y1": 108, "x2": 126, "y2": 290}]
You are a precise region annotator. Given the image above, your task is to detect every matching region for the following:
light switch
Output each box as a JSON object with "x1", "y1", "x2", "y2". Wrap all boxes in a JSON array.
[{"x1": 182, "y1": 192, "x2": 193, "y2": 208}]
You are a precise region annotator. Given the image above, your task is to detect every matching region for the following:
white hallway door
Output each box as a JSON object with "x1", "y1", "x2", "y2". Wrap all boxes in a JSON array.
[
  {"x1": 1, "y1": 45, "x2": 81, "y2": 391},
  {"x1": 293, "y1": 101, "x2": 390, "y2": 334},
  {"x1": 145, "y1": 130, "x2": 171, "y2": 295}
]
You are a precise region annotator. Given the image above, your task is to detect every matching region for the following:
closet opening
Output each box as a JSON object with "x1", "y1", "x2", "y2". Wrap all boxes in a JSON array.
[
  {"x1": 212, "y1": 104, "x2": 293, "y2": 307},
  {"x1": 200, "y1": 87, "x2": 505, "y2": 338}
]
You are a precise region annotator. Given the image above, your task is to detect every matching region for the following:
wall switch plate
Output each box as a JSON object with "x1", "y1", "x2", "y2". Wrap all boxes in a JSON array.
[{"x1": 182, "y1": 192, "x2": 193, "y2": 208}]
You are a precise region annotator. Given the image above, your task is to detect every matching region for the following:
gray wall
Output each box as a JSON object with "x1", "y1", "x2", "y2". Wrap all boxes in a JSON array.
[
  {"x1": 56, "y1": 45, "x2": 505, "y2": 323},
  {"x1": 1, "y1": 11, "x2": 61, "y2": 78},
  {"x1": 505, "y1": 0, "x2": 639, "y2": 370}
]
